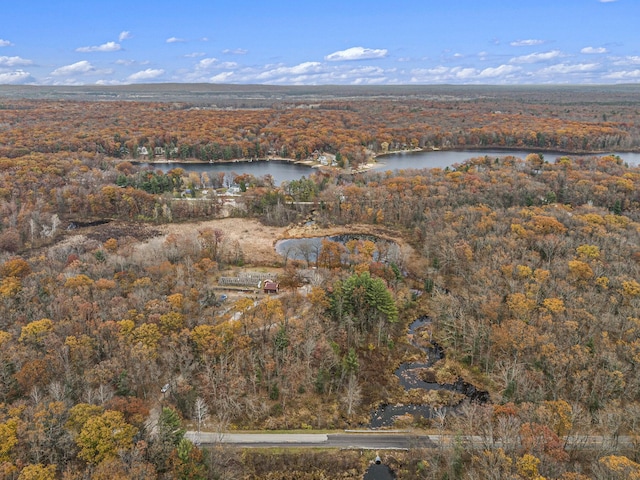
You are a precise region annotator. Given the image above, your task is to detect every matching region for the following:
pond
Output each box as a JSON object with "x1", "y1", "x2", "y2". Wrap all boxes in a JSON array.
[{"x1": 274, "y1": 234, "x2": 399, "y2": 265}]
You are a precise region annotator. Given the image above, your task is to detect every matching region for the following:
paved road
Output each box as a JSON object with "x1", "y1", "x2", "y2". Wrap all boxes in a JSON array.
[
  {"x1": 186, "y1": 431, "x2": 436, "y2": 449},
  {"x1": 186, "y1": 431, "x2": 634, "y2": 451}
]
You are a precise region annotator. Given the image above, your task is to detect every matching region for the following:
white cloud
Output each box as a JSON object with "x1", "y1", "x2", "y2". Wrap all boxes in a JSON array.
[
  {"x1": 344, "y1": 66, "x2": 387, "y2": 84},
  {"x1": 581, "y1": 46, "x2": 608, "y2": 54},
  {"x1": 197, "y1": 58, "x2": 218, "y2": 69},
  {"x1": 76, "y1": 41, "x2": 121, "y2": 53},
  {"x1": 95, "y1": 79, "x2": 125, "y2": 86},
  {"x1": 0, "y1": 70, "x2": 33, "y2": 84},
  {"x1": 180, "y1": 58, "x2": 243, "y2": 82},
  {"x1": 612, "y1": 56, "x2": 640, "y2": 66},
  {"x1": 478, "y1": 64, "x2": 521, "y2": 78},
  {"x1": 119, "y1": 31, "x2": 132, "y2": 41},
  {"x1": 204, "y1": 61, "x2": 393, "y2": 86},
  {"x1": 51, "y1": 61, "x2": 95, "y2": 76},
  {"x1": 264, "y1": 64, "x2": 388, "y2": 85},
  {"x1": 257, "y1": 62, "x2": 323, "y2": 80},
  {"x1": 46, "y1": 78, "x2": 86, "y2": 86},
  {"x1": 176, "y1": 53, "x2": 640, "y2": 85},
  {"x1": 603, "y1": 69, "x2": 640, "y2": 80},
  {"x1": 511, "y1": 39, "x2": 544, "y2": 47},
  {"x1": 127, "y1": 68, "x2": 165, "y2": 81},
  {"x1": 256, "y1": 62, "x2": 321, "y2": 81},
  {"x1": 325, "y1": 46, "x2": 388, "y2": 62},
  {"x1": 408, "y1": 64, "x2": 522, "y2": 84},
  {"x1": 509, "y1": 50, "x2": 562, "y2": 64},
  {"x1": 537, "y1": 63, "x2": 599, "y2": 75},
  {"x1": 0, "y1": 39, "x2": 13, "y2": 47},
  {"x1": 0, "y1": 56, "x2": 32, "y2": 67},
  {"x1": 223, "y1": 48, "x2": 248, "y2": 55},
  {"x1": 185, "y1": 52, "x2": 206, "y2": 58},
  {"x1": 412, "y1": 66, "x2": 448, "y2": 76},
  {"x1": 453, "y1": 67, "x2": 478, "y2": 79},
  {"x1": 210, "y1": 71, "x2": 235, "y2": 83},
  {"x1": 599, "y1": 0, "x2": 617, "y2": 2},
  {"x1": 166, "y1": 37, "x2": 186, "y2": 43},
  {"x1": 351, "y1": 77, "x2": 386, "y2": 85}
]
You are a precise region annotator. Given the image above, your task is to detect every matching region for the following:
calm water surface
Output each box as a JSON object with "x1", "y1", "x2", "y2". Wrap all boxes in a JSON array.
[
  {"x1": 138, "y1": 159, "x2": 316, "y2": 186},
  {"x1": 372, "y1": 149, "x2": 640, "y2": 171},
  {"x1": 140, "y1": 150, "x2": 640, "y2": 186}
]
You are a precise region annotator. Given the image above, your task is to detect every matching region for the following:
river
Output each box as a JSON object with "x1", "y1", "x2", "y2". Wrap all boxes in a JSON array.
[
  {"x1": 369, "y1": 316, "x2": 489, "y2": 429},
  {"x1": 138, "y1": 150, "x2": 640, "y2": 186}
]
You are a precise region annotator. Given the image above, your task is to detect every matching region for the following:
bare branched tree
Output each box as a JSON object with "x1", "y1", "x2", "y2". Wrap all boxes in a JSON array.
[{"x1": 193, "y1": 396, "x2": 210, "y2": 442}]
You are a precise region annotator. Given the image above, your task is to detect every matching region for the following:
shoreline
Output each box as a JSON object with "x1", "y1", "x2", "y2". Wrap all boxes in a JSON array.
[
  {"x1": 137, "y1": 145, "x2": 637, "y2": 166},
  {"x1": 374, "y1": 145, "x2": 640, "y2": 158},
  {"x1": 133, "y1": 156, "x2": 302, "y2": 165},
  {"x1": 131, "y1": 146, "x2": 639, "y2": 176}
]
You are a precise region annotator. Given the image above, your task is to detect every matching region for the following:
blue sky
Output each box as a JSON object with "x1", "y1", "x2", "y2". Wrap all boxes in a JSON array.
[{"x1": 1, "y1": 0, "x2": 638, "y2": 85}]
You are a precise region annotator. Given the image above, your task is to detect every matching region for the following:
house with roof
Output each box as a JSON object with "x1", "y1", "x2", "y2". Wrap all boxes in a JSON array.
[
  {"x1": 263, "y1": 280, "x2": 279, "y2": 294},
  {"x1": 227, "y1": 184, "x2": 242, "y2": 195},
  {"x1": 136, "y1": 146, "x2": 150, "y2": 158}
]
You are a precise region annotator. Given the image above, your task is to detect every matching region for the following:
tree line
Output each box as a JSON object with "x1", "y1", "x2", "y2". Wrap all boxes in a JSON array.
[{"x1": 0, "y1": 93, "x2": 638, "y2": 169}]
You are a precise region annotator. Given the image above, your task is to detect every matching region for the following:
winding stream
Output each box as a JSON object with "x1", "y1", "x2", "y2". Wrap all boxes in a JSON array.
[{"x1": 369, "y1": 316, "x2": 489, "y2": 428}]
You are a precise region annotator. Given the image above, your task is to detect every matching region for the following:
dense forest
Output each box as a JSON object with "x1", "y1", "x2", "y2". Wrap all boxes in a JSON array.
[
  {"x1": 0, "y1": 85, "x2": 639, "y2": 479},
  {"x1": 1, "y1": 84, "x2": 639, "y2": 167}
]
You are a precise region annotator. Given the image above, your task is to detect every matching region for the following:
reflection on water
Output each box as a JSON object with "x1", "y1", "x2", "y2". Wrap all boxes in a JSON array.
[
  {"x1": 374, "y1": 149, "x2": 640, "y2": 171},
  {"x1": 136, "y1": 159, "x2": 315, "y2": 186},
  {"x1": 369, "y1": 316, "x2": 489, "y2": 429},
  {"x1": 137, "y1": 150, "x2": 640, "y2": 186},
  {"x1": 275, "y1": 234, "x2": 396, "y2": 264},
  {"x1": 363, "y1": 461, "x2": 395, "y2": 480}
]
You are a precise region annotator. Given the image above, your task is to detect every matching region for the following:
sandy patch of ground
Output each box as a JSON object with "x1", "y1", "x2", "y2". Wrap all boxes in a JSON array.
[
  {"x1": 159, "y1": 217, "x2": 288, "y2": 266},
  {"x1": 66, "y1": 215, "x2": 424, "y2": 273},
  {"x1": 159, "y1": 218, "x2": 425, "y2": 273}
]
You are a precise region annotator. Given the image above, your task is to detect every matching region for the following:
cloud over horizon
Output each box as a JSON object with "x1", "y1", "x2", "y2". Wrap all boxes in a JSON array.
[
  {"x1": 0, "y1": 70, "x2": 34, "y2": 84},
  {"x1": 0, "y1": 56, "x2": 33, "y2": 67},
  {"x1": 51, "y1": 61, "x2": 95, "y2": 76},
  {"x1": 3, "y1": 0, "x2": 640, "y2": 86},
  {"x1": 127, "y1": 68, "x2": 165, "y2": 82},
  {"x1": 510, "y1": 50, "x2": 563, "y2": 64}
]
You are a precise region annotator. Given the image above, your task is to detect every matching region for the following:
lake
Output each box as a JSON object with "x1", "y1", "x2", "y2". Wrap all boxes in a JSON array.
[
  {"x1": 137, "y1": 159, "x2": 316, "y2": 186},
  {"x1": 372, "y1": 149, "x2": 640, "y2": 172},
  {"x1": 139, "y1": 150, "x2": 640, "y2": 186}
]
